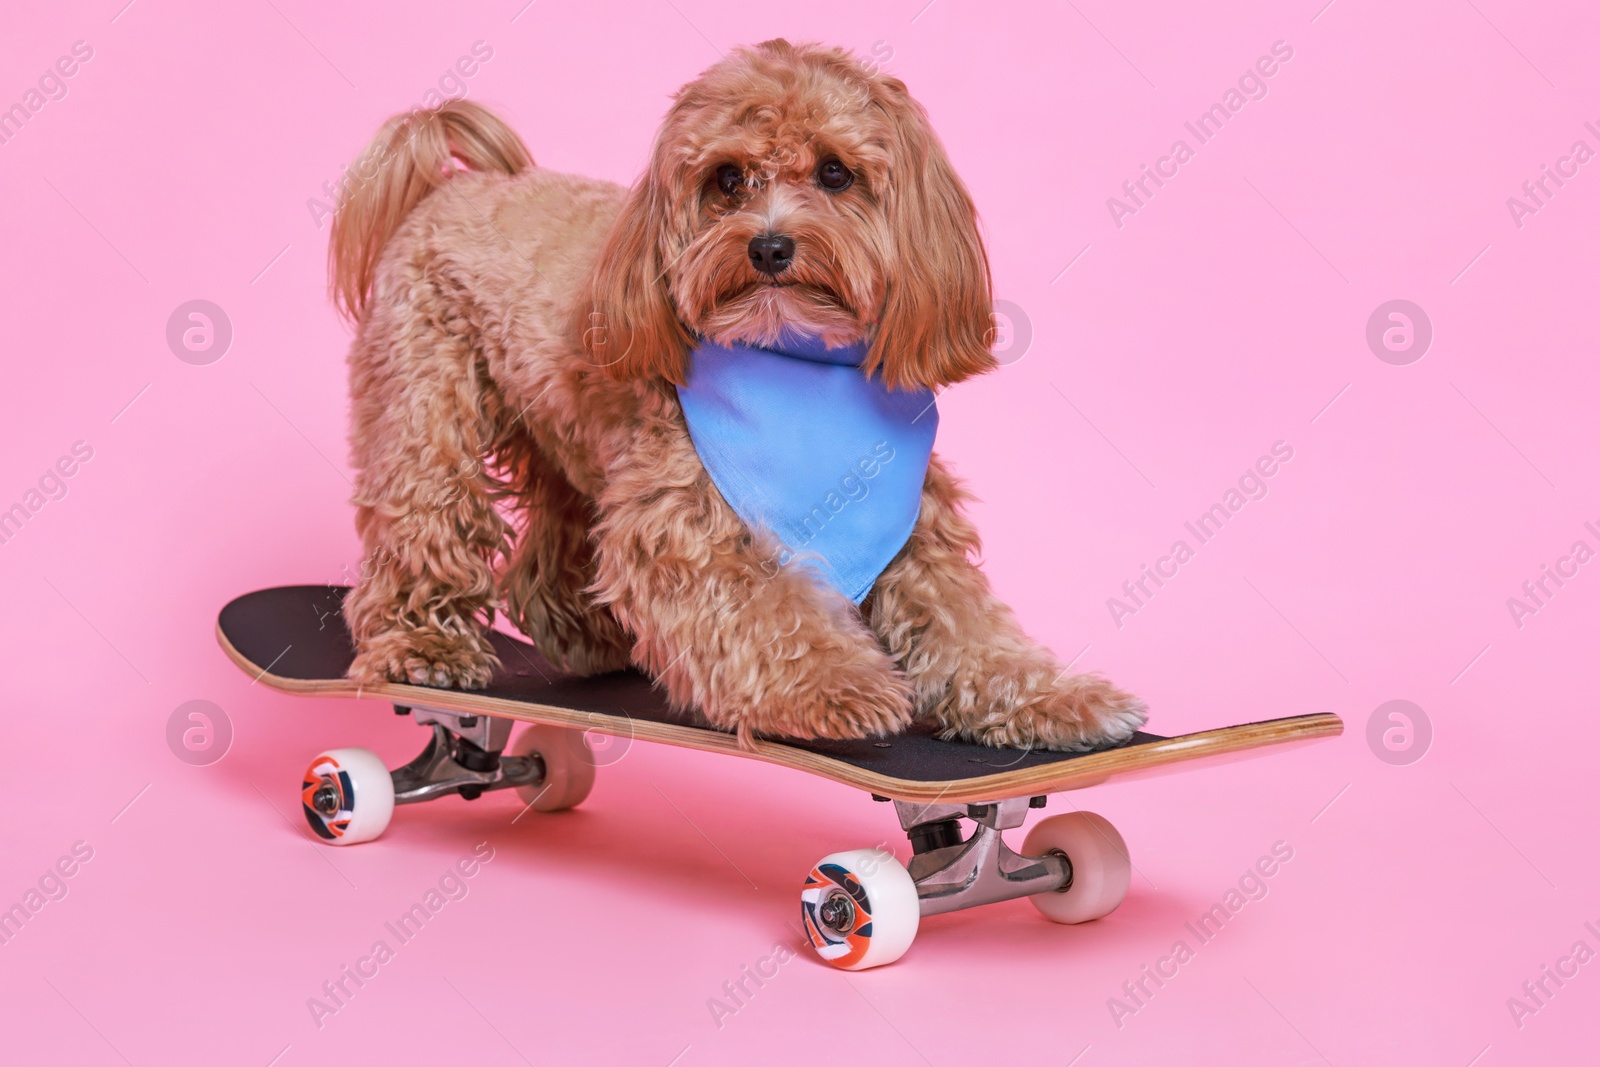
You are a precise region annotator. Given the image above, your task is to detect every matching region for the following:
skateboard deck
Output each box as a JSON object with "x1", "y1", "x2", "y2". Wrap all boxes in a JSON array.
[{"x1": 217, "y1": 585, "x2": 1342, "y2": 804}]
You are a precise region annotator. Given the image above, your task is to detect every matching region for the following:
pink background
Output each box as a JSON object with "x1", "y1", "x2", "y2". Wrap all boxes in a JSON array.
[{"x1": 2, "y1": 1, "x2": 1596, "y2": 1063}]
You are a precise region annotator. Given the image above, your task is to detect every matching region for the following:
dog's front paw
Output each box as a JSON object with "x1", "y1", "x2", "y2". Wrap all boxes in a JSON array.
[
  {"x1": 1027, "y1": 677, "x2": 1148, "y2": 751},
  {"x1": 789, "y1": 660, "x2": 916, "y2": 742},
  {"x1": 349, "y1": 626, "x2": 499, "y2": 690},
  {"x1": 719, "y1": 650, "x2": 915, "y2": 748},
  {"x1": 941, "y1": 665, "x2": 1148, "y2": 753}
]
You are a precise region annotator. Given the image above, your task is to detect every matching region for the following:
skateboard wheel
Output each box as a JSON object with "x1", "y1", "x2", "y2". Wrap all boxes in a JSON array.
[
  {"x1": 1021, "y1": 812, "x2": 1131, "y2": 924},
  {"x1": 300, "y1": 748, "x2": 394, "y2": 846},
  {"x1": 509, "y1": 725, "x2": 595, "y2": 812},
  {"x1": 800, "y1": 848, "x2": 920, "y2": 970}
]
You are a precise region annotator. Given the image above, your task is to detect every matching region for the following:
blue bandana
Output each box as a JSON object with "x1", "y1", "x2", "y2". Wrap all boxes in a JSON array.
[{"x1": 676, "y1": 333, "x2": 937, "y2": 603}]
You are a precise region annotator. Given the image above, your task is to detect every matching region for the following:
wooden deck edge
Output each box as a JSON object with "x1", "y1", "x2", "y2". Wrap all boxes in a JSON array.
[{"x1": 217, "y1": 622, "x2": 1344, "y2": 803}]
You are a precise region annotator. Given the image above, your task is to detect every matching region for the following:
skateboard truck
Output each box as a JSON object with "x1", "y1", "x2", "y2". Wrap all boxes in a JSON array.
[
  {"x1": 296, "y1": 706, "x2": 598, "y2": 849},
  {"x1": 801, "y1": 793, "x2": 1126, "y2": 970},
  {"x1": 894, "y1": 797, "x2": 1069, "y2": 916},
  {"x1": 389, "y1": 705, "x2": 542, "y2": 804}
]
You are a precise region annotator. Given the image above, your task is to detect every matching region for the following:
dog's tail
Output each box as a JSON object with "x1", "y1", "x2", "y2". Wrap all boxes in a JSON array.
[{"x1": 329, "y1": 100, "x2": 532, "y2": 323}]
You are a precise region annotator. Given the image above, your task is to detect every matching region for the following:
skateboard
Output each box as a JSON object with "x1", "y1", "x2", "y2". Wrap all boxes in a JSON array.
[{"x1": 218, "y1": 585, "x2": 1342, "y2": 969}]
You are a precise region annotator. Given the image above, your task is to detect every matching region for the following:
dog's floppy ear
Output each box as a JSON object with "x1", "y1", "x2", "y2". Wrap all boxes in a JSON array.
[
  {"x1": 863, "y1": 78, "x2": 996, "y2": 391},
  {"x1": 582, "y1": 151, "x2": 693, "y2": 384}
]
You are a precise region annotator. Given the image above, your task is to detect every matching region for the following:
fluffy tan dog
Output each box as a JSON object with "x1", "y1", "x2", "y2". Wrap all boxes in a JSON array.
[{"x1": 330, "y1": 39, "x2": 1147, "y2": 750}]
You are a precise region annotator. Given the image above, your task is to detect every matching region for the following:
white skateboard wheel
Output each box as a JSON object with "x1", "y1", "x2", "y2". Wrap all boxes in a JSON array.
[
  {"x1": 510, "y1": 724, "x2": 596, "y2": 812},
  {"x1": 1021, "y1": 811, "x2": 1132, "y2": 924},
  {"x1": 301, "y1": 747, "x2": 394, "y2": 845},
  {"x1": 801, "y1": 848, "x2": 920, "y2": 970}
]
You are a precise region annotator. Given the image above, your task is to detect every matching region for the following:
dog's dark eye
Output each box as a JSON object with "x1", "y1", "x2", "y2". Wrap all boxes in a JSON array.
[
  {"x1": 816, "y1": 158, "x2": 854, "y2": 192},
  {"x1": 715, "y1": 164, "x2": 744, "y2": 197}
]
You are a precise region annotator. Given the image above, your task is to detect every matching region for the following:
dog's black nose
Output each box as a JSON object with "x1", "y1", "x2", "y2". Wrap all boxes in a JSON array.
[{"x1": 748, "y1": 233, "x2": 795, "y2": 277}]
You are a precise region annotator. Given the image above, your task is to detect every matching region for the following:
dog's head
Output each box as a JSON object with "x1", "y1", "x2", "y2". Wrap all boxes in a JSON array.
[{"x1": 582, "y1": 39, "x2": 995, "y2": 391}]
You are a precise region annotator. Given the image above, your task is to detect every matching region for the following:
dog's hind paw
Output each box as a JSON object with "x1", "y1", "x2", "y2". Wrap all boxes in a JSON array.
[{"x1": 349, "y1": 627, "x2": 499, "y2": 690}]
